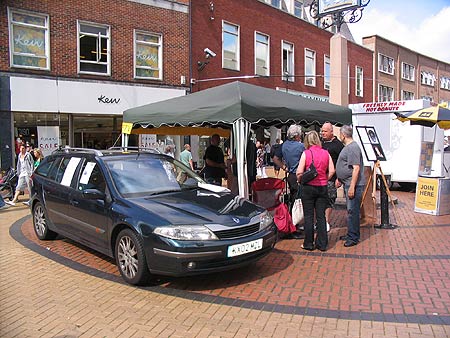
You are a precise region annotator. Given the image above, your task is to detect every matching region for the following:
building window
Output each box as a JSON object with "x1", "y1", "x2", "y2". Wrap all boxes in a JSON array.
[
  {"x1": 421, "y1": 95, "x2": 433, "y2": 102},
  {"x1": 324, "y1": 55, "x2": 330, "y2": 90},
  {"x1": 401, "y1": 62, "x2": 415, "y2": 82},
  {"x1": 378, "y1": 53, "x2": 394, "y2": 75},
  {"x1": 222, "y1": 21, "x2": 239, "y2": 71},
  {"x1": 355, "y1": 66, "x2": 363, "y2": 97},
  {"x1": 78, "y1": 21, "x2": 110, "y2": 75},
  {"x1": 134, "y1": 31, "x2": 162, "y2": 80},
  {"x1": 402, "y1": 90, "x2": 414, "y2": 100},
  {"x1": 255, "y1": 32, "x2": 270, "y2": 76},
  {"x1": 378, "y1": 85, "x2": 394, "y2": 102},
  {"x1": 294, "y1": 0, "x2": 303, "y2": 18},
  {"x1": 440, "y1": 76, "x2": 450, "y2": 90},
  {"x1": 421, "y1": 71, "x2": 436, "y2": 86},
  {"x1": 282, "y1": 41, "x2": 294, "y2": 82},
  {"x1": 8, "y1": 8, "x2": 50, "y2": 70},
  {"x1": 305, "y1": 48, "x2": 316, "y2": 86}
]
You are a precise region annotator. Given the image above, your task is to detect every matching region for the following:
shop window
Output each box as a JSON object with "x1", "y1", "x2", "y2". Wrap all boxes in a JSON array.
[
  {"x1": 222, "y1": 21, "x2": 240, "y2": 71},
  {"x1": 255, "y1": 32, "x2": 270, "y2": 76},
  {"x1": 134, "y1": 31, "x2": 162, "y2": 80},
  {"x1": 8, "y1": 8, "x2": 50, "y2": 70},
  {"x1": 78, "y1": 21, "x2": 110, "y2": 75},
  {"x1": 378, "y1": 85, "x2": 393, "y2": 102},
  {"x1": 378, "y1": 53, "x2": 394, "y2": 75},
  {"x1": 305, "y1": 49, "x2": 316, "y2": 86},
  {"x1": 324, "y1": 55, "x2": 330, "y2": 90},
  {"x1": 356, "y1": 66, "x2": 363, "y2": 97},
  {"x1": 282, "y1": 41, "x2": 294, "y2": 82},
  {"x1": 402, "y1": 62, "x2": 415, "y2": 81}
]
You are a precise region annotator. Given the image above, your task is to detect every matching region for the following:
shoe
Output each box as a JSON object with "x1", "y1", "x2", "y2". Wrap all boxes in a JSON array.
[
  {"x1": 301, "y1": 244, "x2": 315, "y2": 251},
  {"x1": 290, "y1": 231, "x2": 305, "y2": 239},
  {"x1": 0, "y1": 204, "x2": 10, "y2": 210},
  {"x1": 326, "y1": 223, "x2": 331, "y2": 233},
  {"x1": 22, "y1": 201, "x2": 30, "y2": 206},
  {"x1": 5, "y1": 201, "x2": 15, "y2": 206},
  {"x1": 339, "y1": 235, "x2": 348, "y2": 241},
  {"x1": 344, "y1": 240, "x2": 358, "y2": 247},
  {"x1": 315, "y1": 246, "x2": 327, "y2": 252}
]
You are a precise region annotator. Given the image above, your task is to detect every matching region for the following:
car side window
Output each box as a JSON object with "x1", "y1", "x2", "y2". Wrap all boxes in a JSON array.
[
  {"x1": 35, "y1": 157, "x2": 58, "y2": 178},
  {"x1": 78, "y1": 161, "x2": 106, "y2": 193}
]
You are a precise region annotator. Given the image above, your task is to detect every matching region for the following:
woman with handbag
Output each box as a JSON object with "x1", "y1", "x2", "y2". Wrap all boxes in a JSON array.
[{"x1": 296, "y1": 131, "x2": 335, "y2": 251}]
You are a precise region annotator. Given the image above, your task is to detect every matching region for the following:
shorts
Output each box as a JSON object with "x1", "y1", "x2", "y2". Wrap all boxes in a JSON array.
[
  {"x1": 16, "y1": 175, "x2": 31, "y2": 192},
  {"x1": 326, "y1": 180, "x2": 338, "y2": 208}
]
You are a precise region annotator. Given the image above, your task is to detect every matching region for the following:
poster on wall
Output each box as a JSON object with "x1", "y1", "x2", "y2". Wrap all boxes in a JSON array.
[
  {"x1": 356, "y1": 126, "x2": 386, "y2": 162},
  {"x1": 37, "y1": 126, "x2": 60, "y2": 157},
  {"x1": 139, "y1": 134, "x2": 157, "y2": 149}
]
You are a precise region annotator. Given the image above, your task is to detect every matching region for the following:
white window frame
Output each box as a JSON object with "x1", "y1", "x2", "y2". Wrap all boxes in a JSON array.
[
  {"x1": 282, "y1": 40, "x2": 294, "y2": 82},
  {"x1": 421, "y1": 71, "x2": 436, "y2": 86},
  {"x1": 401, "y1": 62, "x2": 415, "y2": 82},
  {"x1": 134, "y1": 30, "x2": 162, "y2": 80},
  {"x1": 8, "y1": 7, "x2": 50, "y2": 70},
  {"x1": 355, "y1": 66, "x2": 363, "y2": 97},
  {"x1": 324, "y1": 55, "x2": 330, "y2": 90},
  {"x1": 421, "y1": 95, "x2": 433, "y2": 102},
  {"x1": 378, "y1": 84, "x2": 394, "y2": 102},
  {"x1": 378, "y1": 53, "x2": 394, "y2": 75},
  {"x1": 294, "y1": 0, "x2": 304, "y2": 18},
  {"x1": 440, "y1": 76, "x2": 450, "y2": 90},
  {"x1": 304, "y1": 48, "x2": 316, "y2": 86},
  {"x1": 255, "y1": 32, "x2": 270, "y2": 76},
  {"x1": 222, "y1": 21, "x2": 240, "y2": 71},
  {"x1": 402, "y1": 90, "x2": 414, "y2": 100},
  {"x1": 77, "y1": 21, "x2": 111, "y2": 76}
]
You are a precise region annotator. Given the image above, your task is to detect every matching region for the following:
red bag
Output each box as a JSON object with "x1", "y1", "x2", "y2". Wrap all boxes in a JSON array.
[{"x1": 273, "y1": 203, "x2": 296, "y2": 233}]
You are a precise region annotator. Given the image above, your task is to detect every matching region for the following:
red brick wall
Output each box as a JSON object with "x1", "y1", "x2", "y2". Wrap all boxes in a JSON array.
[
  {"x1": 191, "y1": 0, "x2": 373, "y2": 103},
  {"x1": 0, "y1": 0, "x2": 189, "y2": 87}
]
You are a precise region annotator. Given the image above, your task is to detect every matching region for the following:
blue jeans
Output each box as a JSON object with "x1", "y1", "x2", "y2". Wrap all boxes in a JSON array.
[
  {"x1": 0, "y1": 194, "x2": 5, "y2": 208},
  {"x1": 300, "y1": 184, "x2": 328, "y2": 250},
  {"x1": 343, "y1": 185, "x2": 364, "y2": 243}
]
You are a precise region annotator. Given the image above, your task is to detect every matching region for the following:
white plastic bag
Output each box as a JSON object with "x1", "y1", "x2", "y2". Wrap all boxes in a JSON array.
[{"x1": 291, "y1": 199, "x2": 304, "y2": 225}]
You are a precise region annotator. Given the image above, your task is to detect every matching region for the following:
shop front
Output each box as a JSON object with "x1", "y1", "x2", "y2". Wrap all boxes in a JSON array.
[{"x1": 0, "y1": 74, "x2": 186, "y2": 171}]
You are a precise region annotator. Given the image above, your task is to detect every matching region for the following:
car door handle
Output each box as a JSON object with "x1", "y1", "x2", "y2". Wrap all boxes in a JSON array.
[{"x1": 70, "y1": 199, "x2": 79, "y2": 206}]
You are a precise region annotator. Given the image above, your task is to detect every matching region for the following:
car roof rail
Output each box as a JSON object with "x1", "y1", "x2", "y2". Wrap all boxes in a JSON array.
[
  {"x1": 107, "y1": 146, "x2": 161, "y2": 154},
  {"x1": 53, "y1": 146, "x2": 104, "y2": 156}
]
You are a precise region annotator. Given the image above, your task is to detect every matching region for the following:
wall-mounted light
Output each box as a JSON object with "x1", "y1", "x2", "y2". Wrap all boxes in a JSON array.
[{"x1": 209, "y1": 2, "x2": 214, "y2": 20}]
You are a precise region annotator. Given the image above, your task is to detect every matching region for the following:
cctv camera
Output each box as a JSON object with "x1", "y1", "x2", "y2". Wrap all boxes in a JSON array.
[{"x1": 204, "y1": 48, "x2": 216, "y2": 58}]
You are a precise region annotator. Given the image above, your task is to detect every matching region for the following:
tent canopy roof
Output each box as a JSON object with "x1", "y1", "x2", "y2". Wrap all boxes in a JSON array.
[{"x1": 124, "y1": 81, "x2": 351, "y2": 129}]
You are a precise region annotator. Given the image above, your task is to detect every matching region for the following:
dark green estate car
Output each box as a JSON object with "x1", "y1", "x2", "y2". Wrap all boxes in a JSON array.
[{"x1": 30, "y1": 147, "x2": 277, "y2": 285}]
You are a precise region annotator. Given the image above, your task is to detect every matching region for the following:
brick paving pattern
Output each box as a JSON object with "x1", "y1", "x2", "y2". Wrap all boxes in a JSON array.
[{"x1": 1, "y1": 187, "x2": 450, "y2": 337}]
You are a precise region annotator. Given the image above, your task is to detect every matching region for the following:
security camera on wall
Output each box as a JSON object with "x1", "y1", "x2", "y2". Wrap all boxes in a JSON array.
[{"x1": 204, "y1": 48, "x2": 216, "y2": 58}]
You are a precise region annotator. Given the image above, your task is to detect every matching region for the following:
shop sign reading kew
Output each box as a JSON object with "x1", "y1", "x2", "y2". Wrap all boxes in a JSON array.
[{"x1": 98, "y1": 95, "x2": 121, "y2": 104}]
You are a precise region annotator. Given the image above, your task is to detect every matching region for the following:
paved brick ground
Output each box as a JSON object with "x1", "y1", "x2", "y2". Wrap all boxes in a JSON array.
[{"x1": 1, "y1": 187, "x2": 450, "y2": 337}]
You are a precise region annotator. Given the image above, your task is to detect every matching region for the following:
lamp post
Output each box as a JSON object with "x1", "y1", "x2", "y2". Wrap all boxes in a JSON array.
[{"x1": 309, "y1": 0, "x2": 370, "y2": 33}]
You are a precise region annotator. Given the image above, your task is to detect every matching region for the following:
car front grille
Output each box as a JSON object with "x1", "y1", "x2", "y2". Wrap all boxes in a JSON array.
[{"x1": 213, "y1": 223, "x2": 260, "y2": 239}]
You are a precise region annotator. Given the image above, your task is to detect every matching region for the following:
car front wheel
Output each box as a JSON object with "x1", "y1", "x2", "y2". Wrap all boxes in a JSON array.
[
  {"x1": 115, "y1": 228, "x2": 151, "y2": 285},
  {"x1": 33, "y1": 202, "x2": 57, "y2": 240}
]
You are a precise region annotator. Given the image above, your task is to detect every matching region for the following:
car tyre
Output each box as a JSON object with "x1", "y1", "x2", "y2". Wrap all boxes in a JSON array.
[
  {"x1": 115, "y1": 228, "x2": 151, "y2": 285},
  {"x1": 33, "y1": 202, "x2": 57, "y2": 240}
]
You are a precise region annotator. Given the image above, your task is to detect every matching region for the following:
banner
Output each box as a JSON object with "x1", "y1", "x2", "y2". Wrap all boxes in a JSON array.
[{"x1": 37, "y1": 126, "x2": 60, "y2": 157}]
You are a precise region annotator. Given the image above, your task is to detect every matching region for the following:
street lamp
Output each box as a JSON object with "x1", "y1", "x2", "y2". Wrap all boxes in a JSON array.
[{"x1": 309, "y1": 0, "x2": 370, "y2": 33}]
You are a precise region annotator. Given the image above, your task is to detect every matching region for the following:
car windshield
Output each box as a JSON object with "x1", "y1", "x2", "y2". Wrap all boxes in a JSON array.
[{"x1": 104, "y1": 156, "x2": 204, "y2": 197}]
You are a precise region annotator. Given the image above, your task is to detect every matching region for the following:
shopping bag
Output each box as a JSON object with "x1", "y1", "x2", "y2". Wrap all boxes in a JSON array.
[{"x1": 291, "y1": 198, "x2": 304, "y2": 225}]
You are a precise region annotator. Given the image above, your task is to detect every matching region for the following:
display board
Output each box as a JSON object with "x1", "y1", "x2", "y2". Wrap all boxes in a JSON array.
[{"x1": 356, "y1": 126, "x2": 386, "y2": 162}]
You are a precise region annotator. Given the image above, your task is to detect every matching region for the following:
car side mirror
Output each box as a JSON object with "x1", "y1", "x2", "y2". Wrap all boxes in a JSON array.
[{"x1": 82, "y1": 188, "x2": 105, "y2": 200}]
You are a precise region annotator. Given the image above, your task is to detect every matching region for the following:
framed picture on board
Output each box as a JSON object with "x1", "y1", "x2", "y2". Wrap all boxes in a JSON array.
[{"x1": 356, "y1": 126, "x2": 386, "y2": 162}]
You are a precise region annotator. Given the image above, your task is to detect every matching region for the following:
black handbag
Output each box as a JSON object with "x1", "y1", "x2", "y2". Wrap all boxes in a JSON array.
[{"x1": 301, "y1": 150, "x2": 318, "y2": 184}]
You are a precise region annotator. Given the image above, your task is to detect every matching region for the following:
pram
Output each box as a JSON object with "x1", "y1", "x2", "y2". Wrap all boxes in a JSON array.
[{"x1": 0, "y1": 168, "x2": 17, "y2": 201}]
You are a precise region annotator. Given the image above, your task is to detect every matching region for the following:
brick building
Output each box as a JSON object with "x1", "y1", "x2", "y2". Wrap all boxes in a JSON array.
[
  {"x1": 190, "y1": 0, "x2": 373, "y2": 105},
  {"x1": 362, "y1": 35, "x2": 450, "y2": 105},
  {"x1": 0, "y1": 0, "x2": 189, "y2": 170}
]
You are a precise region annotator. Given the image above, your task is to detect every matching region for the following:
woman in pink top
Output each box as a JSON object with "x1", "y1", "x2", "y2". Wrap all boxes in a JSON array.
[{"x1": 296, "y1": 131, "x2": 335, "y2": 251}]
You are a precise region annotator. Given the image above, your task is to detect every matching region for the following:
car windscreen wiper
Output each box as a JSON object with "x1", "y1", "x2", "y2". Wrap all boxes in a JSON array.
[{"x1": 146, "y1": 188, "x2": 181, "y2": 196}]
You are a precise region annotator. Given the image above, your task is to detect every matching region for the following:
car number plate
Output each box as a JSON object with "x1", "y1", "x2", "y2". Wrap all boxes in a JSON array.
[{"x1": 227, "y1": 238, "x2": 263, "y2": 257}]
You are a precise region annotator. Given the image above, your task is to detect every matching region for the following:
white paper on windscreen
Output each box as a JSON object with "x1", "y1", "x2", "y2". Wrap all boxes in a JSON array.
[
  {"x1": 60, "y1": 157, "x2": 82, "y2": 186},
  {"x1": 80, "y1": 162, "x2": 96, "y2": 184}
]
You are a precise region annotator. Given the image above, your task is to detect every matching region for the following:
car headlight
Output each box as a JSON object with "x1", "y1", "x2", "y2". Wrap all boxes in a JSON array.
[
  {"x1": 154, "y1": 225, "x2": 219, "y2": 241},
  {"x1": 260, "y1": 211, "x2": 273, "y2": 230}
]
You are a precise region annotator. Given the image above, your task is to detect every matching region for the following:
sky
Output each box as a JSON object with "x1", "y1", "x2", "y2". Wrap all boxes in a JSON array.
[{"x1": 348, "y1": 0, "x2": 450, "y2": 63}]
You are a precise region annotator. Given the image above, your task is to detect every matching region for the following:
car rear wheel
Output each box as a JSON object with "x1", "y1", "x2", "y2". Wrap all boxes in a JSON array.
[
  {"x1": 33, "y1": 202, "x2": 57, "y2": 240},
  {"x1": 115, "y1": 228, "x2": 151, "y2": 285}
]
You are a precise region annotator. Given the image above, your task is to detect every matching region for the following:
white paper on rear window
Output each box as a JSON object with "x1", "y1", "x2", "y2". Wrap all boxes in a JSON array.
[{"x1": 61, "y1": 157, "x2": 81, "y2": 186}]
